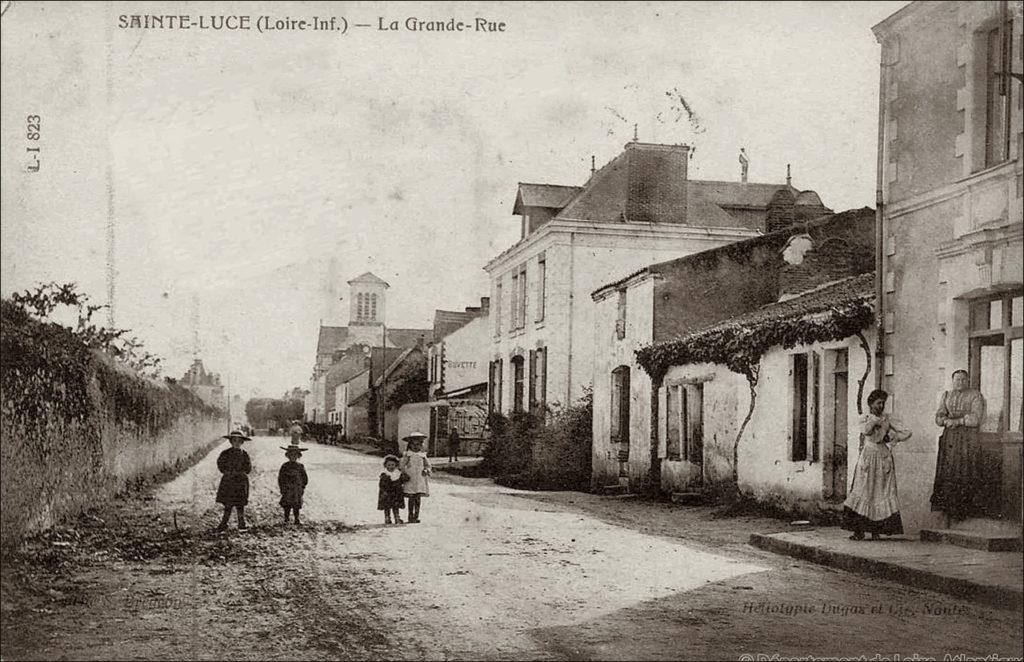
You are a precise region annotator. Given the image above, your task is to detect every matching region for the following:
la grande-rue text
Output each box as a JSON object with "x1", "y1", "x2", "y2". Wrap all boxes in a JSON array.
[{"x1": 378, "y1": 17, "x2": 506, "y2": 32}]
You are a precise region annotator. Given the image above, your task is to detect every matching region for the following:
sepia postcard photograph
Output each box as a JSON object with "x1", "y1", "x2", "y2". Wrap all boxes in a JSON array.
[{"x1": 1, "y1": 1, "x2": 1022, "y2": 660}]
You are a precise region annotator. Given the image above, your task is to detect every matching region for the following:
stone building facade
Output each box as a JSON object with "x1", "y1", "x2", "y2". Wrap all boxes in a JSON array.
[{"x1": 873, "y1": 0, "x2": 1022, "y2": 533}]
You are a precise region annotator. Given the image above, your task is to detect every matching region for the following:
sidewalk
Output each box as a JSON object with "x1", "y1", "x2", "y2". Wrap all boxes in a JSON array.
[{"x1": 750, "y1": 527, "x2": 1023, "y2": 611}]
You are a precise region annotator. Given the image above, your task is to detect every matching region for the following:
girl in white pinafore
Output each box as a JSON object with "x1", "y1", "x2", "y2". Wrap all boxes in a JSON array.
[{"x1": 399, "y1": 432, "x2": 431, "y2": 524}]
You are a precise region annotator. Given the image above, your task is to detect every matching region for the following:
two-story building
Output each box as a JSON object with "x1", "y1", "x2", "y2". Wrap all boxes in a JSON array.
[
  {"x1": 484, "y1": 141, "x2": 824, "y2": 419},
  {"x1": 873, "y1": 1, "x2": 1022, "y2": 536}
]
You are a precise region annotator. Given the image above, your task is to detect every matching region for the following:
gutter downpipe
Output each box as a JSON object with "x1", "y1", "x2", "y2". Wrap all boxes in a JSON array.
[{"x1": 874, "y1": 39, "x2": 888, "y2": 391}]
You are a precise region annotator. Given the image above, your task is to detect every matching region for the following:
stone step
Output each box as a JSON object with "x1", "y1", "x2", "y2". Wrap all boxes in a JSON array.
[
  {"x1": 920, "y1": 528, "x2": 1023, "y2": 552},
  {"x1": 671, "y1": 491, "x2": 705, "y2": 505},
  {"x1": 601, "y1": 484, "x2": 627, "y2": 496}
]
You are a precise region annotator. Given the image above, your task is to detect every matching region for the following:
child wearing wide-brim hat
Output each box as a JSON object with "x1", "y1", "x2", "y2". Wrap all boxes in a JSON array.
[
  {"x1": 215, "y1": 430, "x2": 252, "y2": 531},
  {"x1": 399, "y1": 433, "x2": 431, "y2": 523},
  {"x1": 278, "y1": 443, "x2": 309, "y2": 525},
  {"x1": 377, "y1": 454, "x2": 406, "y2": 525}
]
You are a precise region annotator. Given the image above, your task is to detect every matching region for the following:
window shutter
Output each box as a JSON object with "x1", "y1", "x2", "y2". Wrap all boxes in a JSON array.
[
  {"x1": 528, "y1": 349, "x2": 537, "y2": 412},
  {"x1": 658, "y1": 386, "x2": 668, "y2": 459},
  {"x1": 540, "y1": 348, "x2": 547, "y2": 411}
]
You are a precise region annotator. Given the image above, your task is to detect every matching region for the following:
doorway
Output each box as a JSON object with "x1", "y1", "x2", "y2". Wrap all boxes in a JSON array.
[{"x1": 823, "y1": 349, "x2": 849, "y2": 502}]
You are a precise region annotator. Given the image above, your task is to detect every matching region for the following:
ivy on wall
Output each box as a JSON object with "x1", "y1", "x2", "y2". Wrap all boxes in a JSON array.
[
  {"x1": 635, "y1": 296, "x2": 875, "y2": 383},
  {"x1": 635, "y1": 293, "x2": 875, "y2": 491}
]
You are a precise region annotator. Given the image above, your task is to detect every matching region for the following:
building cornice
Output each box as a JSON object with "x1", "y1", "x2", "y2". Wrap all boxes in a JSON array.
[
  {"x1": 484, "y1": 220, "x2": 759, "y2": 273},
  {"x1": 936, "y1": 221, "x2": 1024, "y2": 259},
  {"x1": 885, "y1": 159, "x2": 1020, "y2": 220},
  {"x1": 872, "y1": 1, "x2": 933, "y2": 41}
]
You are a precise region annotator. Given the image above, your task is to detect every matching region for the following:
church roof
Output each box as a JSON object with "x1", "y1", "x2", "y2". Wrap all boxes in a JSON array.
[{"x1": 346, "y1": 272, "x2": 390, "y2": 287}]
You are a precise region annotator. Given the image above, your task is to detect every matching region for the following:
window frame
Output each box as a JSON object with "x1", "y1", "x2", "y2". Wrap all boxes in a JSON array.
[
  {"x1": 512, "y1": 355, "x2": 525, "y2": 412},
  {"x1": 968, "y1": 290, "x2": 1024, "y2": 438},
  {"x1": 790, "y1": 352, "x2": 820, "y2": 462}
]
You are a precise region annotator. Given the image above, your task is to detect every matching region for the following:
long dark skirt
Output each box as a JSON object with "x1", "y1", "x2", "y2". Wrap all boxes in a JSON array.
[
  {"x1": 842, "y1": 507, "x2": 904, "y2": 535},
  {"x1": 930, "y1": 426, "x2": 984, "y2": 520}
]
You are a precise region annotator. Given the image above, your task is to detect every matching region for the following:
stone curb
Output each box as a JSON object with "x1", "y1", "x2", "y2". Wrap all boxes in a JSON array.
[{"x1": 749, "y1": 532, "x2": 1024, "y2": 612}]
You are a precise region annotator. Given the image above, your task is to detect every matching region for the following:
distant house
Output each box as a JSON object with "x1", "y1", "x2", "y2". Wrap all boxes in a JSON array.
[
  {"x1": 484, "y1": 140, "x2": 829, "y2": 421},
  {"x1": 305, "y1": 271, "x2": 431, "y2": 422},
  {"x1": 416, "y1": 300, "x2": 492, "y2": 455},
  {"x1": 180, "y1": 358, "x2": 226, "y2": 410},
  {"x1": 592, "y1": 207, "x2": 876, "y2": 509}
]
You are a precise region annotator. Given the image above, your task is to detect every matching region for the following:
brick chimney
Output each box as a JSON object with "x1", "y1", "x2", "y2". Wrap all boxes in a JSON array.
[{"x1": 624, "y1": 142, "x2": 690, "y2": 224}]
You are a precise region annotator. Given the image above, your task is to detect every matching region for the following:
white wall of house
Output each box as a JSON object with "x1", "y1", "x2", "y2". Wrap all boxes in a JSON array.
[
  {"x1": 487, "y1": 221, "x2": 758, "y2": 415},
  {"x1": 433, "y1": 316, "x2": 489, "y2": 396},
  {"x1": 648, "y1": 331, "x2": 877, "y2": 513},
  {"x1": 591, "y1": 277, "x2": 655, "y2": 489}
]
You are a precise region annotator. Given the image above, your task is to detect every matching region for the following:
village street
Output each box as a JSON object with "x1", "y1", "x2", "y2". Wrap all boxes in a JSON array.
[{"x1": 2, "y1": 438, "x2": 1022, "y2": 661}]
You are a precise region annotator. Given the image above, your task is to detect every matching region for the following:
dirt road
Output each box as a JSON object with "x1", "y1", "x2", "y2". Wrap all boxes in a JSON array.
[{"x1": 2, "y1": 438, "x2": 1021, "y2": 660}]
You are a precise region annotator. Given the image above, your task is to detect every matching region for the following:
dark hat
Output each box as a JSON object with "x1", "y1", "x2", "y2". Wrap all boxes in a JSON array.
[
  {"x1": 223, "y1": 430, "x2": 251, "y2": 442},
  {"x1": 383, "y1": 454, "x2": 400, "y2": 465},
  {"x1": 280, "y1": 443, "x2": 308, "y2": 453}
]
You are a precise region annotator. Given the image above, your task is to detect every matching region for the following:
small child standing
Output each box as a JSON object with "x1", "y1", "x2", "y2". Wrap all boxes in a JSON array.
[
  {"x1": 399, "y1": 433, "x2": 431, "y2": 524},
  {"x1": 377, "y1": 455, "x2": 405, "y2": 525},
  {"x1": 278, "y1": 443, "x2": 309, "y2": 524},
  {"x1": 215, "y1": 430, "x2": 252, "y2": 532}
]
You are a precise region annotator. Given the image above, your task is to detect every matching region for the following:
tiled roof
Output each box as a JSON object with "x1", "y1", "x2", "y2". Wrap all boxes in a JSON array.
[
  {"x1": 687, "y1": 180, "x2": 798, "y2": 209},
  {"x1": 387, "y1": 327, "x2": 431, "y2": 348},
  {"x1": 316, "y1": 326, "x2": 349, "y2": 357},
  {"x1": 513, "y1": 183, "x2": 582, "y2": 214},
  {"x1": 433, "y1": 309, "x2": 476, "y2": 341}
]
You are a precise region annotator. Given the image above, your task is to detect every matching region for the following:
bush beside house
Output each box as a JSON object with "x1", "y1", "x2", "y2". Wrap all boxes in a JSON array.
[{"x1": 483, "y1": 393, "x2": 593, "y2": 491}]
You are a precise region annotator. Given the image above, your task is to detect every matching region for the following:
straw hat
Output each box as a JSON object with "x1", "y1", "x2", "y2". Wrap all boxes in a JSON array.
[{"x1": 223, "y1": 430, "x2": 251, "y2": 442}]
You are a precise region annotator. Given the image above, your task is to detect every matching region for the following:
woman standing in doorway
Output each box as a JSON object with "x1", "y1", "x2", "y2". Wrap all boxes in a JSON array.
[
  {"x1": 930, "y1": 369, "x2": 987, "y2": 520},
  {"x1": 843, "y1": 389, "x2": 912, "y2": 540}
]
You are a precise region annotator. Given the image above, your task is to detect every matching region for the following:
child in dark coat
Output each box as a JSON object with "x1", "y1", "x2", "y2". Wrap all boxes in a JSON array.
[
  {"x1": 215, "y1": 430, "x2": 252, "y2": 531},
  {"x1": 377, "y1": 455, "x2": 405, "y2": 525},
  {"x1": 278, "y1": 443, "x2": 309, "y2": 524}
]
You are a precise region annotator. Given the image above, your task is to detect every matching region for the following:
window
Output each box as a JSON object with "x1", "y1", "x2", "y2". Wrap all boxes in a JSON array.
[
  {"x1": 666, "y1": 383, "x2": 704, "y2": 462},
  {"x1": 616, "y1": 289, "x2": 627, "y2": 340},
  {"x1": 791, "y1": 353, "x2": 821, "y2": 461},
  {"x1": 510, "y1": 272, "x2": 519, "y2": 333},
  {"x1": 370, "y1": 294, "x2": 378, "y2": 321},
  {"x1": 516, "y1": 264, "x2": 528, "y2": 329},
  {"x1": 984, "y1": 22, "x2": 1013, "y2": 168},
  {"x1": 610, "y1": 366, "x2": 631, "y2": 446},
  {"x1": 969, "y1": 291, "x2": 1023, "y2": 435},
  {"x1": 536, "y1": 253, "x2": 546, "y2": 323},
  {"x1": 512, "y1": 355, "x2": 525, "y2": 412}
]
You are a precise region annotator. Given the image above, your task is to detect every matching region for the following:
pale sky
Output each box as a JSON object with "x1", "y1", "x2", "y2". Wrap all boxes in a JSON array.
[{"x1": 1, "y1": 0, "x2": 907, "y2": 398}]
